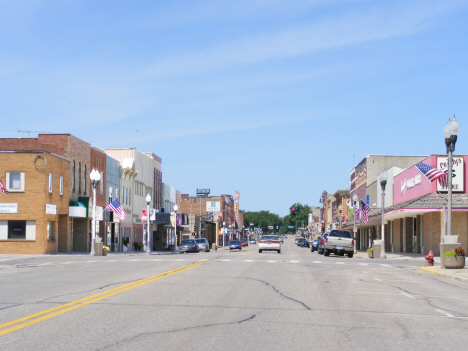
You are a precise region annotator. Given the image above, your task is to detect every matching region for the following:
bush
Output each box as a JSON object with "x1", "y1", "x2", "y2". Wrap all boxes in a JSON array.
[
  {"x1": 454, "y1": 246, "x2": 465, "y2": 256},
  {"x1": 444, "y1": 251, "x2": 456, "y2": 257},
  {"x1": 366, "y1": 248, "x2": 373, "y2": 252}
]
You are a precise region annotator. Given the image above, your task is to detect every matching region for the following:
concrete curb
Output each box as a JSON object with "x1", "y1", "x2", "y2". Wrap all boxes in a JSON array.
[{"x1": 418, "y1": 266, "x2": 468, "y2": 284}]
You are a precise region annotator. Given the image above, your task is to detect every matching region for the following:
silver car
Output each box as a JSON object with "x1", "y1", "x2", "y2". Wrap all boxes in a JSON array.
[
  {"x1": 195, "y1": 238, "x2": 210, "y2": 252},
  {"x1": 258, "y1": 235, "x2": 281, "y2": 253}
]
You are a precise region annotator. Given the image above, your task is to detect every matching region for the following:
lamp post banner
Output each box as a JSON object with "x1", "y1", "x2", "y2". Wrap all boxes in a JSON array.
[
  {"x1": 141, "y1": 209, "x2": 147, "y2": 221},
  {"x1": 437, "y1": 156, "x2": 464, "y2": 192}
]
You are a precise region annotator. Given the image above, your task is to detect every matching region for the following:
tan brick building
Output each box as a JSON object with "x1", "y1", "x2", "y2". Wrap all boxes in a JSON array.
[{"x1": 0, "y1": 151, "x2": 70, "y2": 254}]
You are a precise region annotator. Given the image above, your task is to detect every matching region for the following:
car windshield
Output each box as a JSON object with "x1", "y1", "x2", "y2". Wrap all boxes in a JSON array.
[
  {"x1": 261, "y1": 236, "x2": 279, "y2": 240},
  {"x1": 195, "y1": 239, "x2": 205, "y2": 243},
  {"x1": 230, "y1": 240, "x2": 240, "y2": 244},
  {"x1": 181, "y1": 240, "x2": 196, "y2": 244}
]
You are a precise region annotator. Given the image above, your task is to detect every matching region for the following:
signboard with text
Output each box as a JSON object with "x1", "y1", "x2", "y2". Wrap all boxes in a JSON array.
[
  {"x1": 206, "y1": 201, "x2": 221, "y2": 212},
  {"x1": 437, "y1": 156, "x2": 464, "y2": 192}
]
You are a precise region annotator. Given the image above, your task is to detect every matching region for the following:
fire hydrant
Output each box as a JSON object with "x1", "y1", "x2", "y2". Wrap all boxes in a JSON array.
[{"x1": 425, "y1": 251, "x2": 434, "y2": 266}]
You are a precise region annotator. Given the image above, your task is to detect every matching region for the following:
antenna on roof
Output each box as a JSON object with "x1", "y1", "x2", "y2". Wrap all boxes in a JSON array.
[{"x1": 4, "y1": 127, "x2": 48, "y2": 137}]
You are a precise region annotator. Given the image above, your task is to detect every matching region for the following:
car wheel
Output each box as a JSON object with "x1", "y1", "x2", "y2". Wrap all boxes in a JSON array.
[
  {"x1": 311, "y1": 248, "x2": 314, "y2": 252},
  {"x1": 259, "y1": 249, "x2": 262, "y2": 253},
  {"x1": 348, "y1": 253, "x2": 354, "y2": 258},
  {"x1": 324, "y1": 249, "x2": 330, "y2": 257},
  {"x1": 206, "y1": 248, "x2": 210, "y2": 252},
  {"x1": 277, "y1": 249, "x2": 281, "y2": 254}
]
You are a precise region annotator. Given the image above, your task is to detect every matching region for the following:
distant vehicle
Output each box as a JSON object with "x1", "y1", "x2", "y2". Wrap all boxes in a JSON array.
[
  {"x1": 249, "y1": 238, "x2": 256, "y2": 244},
  {"x1": 295, "y1": 237, "x2": 302, "y2": 245},
  {"x1": 317, "y1": 233, "x2": 329, "y2": 255},
  {"x1": 259, "y1": 235, "x2": 281, "y2": 253},
  {"x1": 179, "y1": 239, "x2": 200, "y2": 253},
  {"x1": 240, "y1": 238, "x2": 248, "y2": 247},
  {"x1": 299, "y1": 240, "x2": 309, "y2": 248},
  {"x1": 195, "y1": 238, "x2": 210, "y2": 252},
  {"x1": 229, "y1": 240, "x2": 242, "y2": 250},
  {"x1": 311, "y1": 238, "x2": 320, "y2": 252}
]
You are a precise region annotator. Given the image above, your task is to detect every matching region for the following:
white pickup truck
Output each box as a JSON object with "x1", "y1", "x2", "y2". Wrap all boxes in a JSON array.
[{"x1": 322, "y1": 230, "x2": 354, "y2": 258}]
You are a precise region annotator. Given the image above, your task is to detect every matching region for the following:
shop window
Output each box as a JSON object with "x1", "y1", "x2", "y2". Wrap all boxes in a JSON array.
[
  {"x1": 7, "y1": 221, "x2": 26, "y2": 239},
  {"x1": 47, "y1": 221, "x2": 54, "y2": 241},
  {"x1": 109, "y1": 187, "x2": 113, "y2": 204},
  {"x1": 6, "y1": 172, "x2": 25, "y2": 192}
]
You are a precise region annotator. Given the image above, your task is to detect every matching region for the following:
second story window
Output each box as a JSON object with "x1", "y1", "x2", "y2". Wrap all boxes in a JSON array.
[
  {"x1": 6, "y1": 172, "x2": 25, "y2": 192},
  {"x1": 83, "y1": 165, "x2": 87, "y2": 195},
  {"x1": 48, "y1": 173, "x2": 52, "y2": 193},
  {"x1": 78, "y1": 163, "x2": 81, "y2": 194},
  {"x1": 72, "y1": 161, "x2": 75, "y2": 192},
  {"x1": 60, "y1": 177, "x2": 63, "y2": 195}
]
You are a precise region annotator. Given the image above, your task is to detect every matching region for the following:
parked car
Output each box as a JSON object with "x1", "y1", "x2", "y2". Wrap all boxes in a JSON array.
[
  {"x1": 195, "y1": 238, "x2": 210, "y2": 252},
  {"x1": 322, "y1": 230, "x2": 354, "y2": 258},
  {"x1": 299, "y1": 239, "x2": 310, "y2": 248},
  {"x1": 311, "y1": 238, "x2": 320, "y2": 252},
  {"x1": 179, "y1": 239, "x2": 200, "y2": 253},
  {"x1": 249, "y1": 238, "x2": 256, "y2": 244},
  {"x1": 296, "y1": 238, "x2": 305, "y2": 246},
  {"x1": 317, "y1": 233, "x2": 329, "y2": 254},
  {"x1": 229, "y1": 240, "x2": 242, "y2": 250},
  {"x1": 294, "y1": 237, "x2": 302, "y2": 245},
  {"x1": 241, "y1": 238, "x2": 248, "y2": 247},
  {"x1": 259, "y1": 235, "x2": 281, "y2": 253}
]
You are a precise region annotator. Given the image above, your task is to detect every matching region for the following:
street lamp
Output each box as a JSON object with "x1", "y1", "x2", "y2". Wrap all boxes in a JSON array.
[
  {"x1": 173, "y1": 204, "x2": 178, "y2": 250},
  {"x1": 378, "y1": 170, "x2": 388, "y2": 259},
  {"x1": 223, "y1": 221, "x2": 226, "y2": 247},
  {"x1": 89, "y1": 169, "x2": 101, "y2": 256},
  {"x1": 352, "y1": 193, "x2": 358, "y2": 254},
  {"x1": 443, "y1": 116, "x2": 460, "y2": 237},
  {"x1": 338, "y1": 204, "x2": 342, "y2": 230},
  {"x1": 146, "y1": 194, "x2": 151, "y2": 254}
]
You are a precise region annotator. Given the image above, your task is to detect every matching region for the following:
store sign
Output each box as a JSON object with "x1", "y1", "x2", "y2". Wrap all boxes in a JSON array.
[
  {"x1": 46, "y1": 204, "x2": 57, "y2": 215},
  {"x1": 437, "y1": 156, "x2": 464, "y2": 192},
  {"x1": 206, "y1": 201, "x2": 221, "y2": 212},
  {"x1": 400, "y1": 174, "x2": 422, "y2": 195},
  {"x1": 0, "y1": 203, "x2": 17, "y2": 213}
]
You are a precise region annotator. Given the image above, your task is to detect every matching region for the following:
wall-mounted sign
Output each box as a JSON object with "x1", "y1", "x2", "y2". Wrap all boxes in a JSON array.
[
  {"x1": 46, "y1": 204, "x2": 57, "y2": 215},
  {"x1": 400, "y1": 174, "x2": 422, "y2": 195},
  {"x1": 437, "y1": 156, "x2": 464, "y2": 192},
  {"x1": 0, "y1": 203, "x2": 17, "y2": 213},
  {"x1": 206, "y1": 201, "x2": 221, "y2": 212}
]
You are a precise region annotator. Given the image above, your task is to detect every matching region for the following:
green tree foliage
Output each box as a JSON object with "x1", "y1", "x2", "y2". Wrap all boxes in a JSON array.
[
  {"x1": 283, "y1": 203, "x2": 311, "y2": 231},
  {"x1": 243, "y1": 210, "x2": 282, "y2": 232}
]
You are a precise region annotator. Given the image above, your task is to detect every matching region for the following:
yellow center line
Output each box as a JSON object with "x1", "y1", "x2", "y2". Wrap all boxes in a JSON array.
[
  {"x1": 0, "y1": 261, "x2": 207, "y2": 336},
  {"x1": 236, "y1": 251, "x2": 253, "y2": 255}
]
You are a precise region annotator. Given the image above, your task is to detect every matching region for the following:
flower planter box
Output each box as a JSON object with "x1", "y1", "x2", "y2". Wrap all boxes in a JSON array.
[
  {"x1": 368, "y1": 251, "x2": 373, "y2": 258},
  {"x1": 442, "y1": 256, "x2": 465, "y2": 269}
]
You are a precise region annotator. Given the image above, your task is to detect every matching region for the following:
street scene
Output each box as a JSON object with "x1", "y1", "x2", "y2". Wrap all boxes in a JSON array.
[{"x1": 2, "y1": 1, "x2": 468, "y2": 350}]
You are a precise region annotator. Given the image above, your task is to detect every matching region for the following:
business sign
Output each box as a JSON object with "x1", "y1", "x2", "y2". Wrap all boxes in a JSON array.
[
  {"x1": 141, "y1": 209, "x2": 148, "y2": 221},
  {"x1": 437, "y1": 156, "x2": 464, "y2": 192},
  {"x1": 46, "y1": 204, "x2": 57, "y2": 215},
  {"x1": 355, "y1": 158, "x2": 367, "y2": 189},
  {"x1": 401, "y1": 174, "x2": 422, "y2": 195},
  {"x1": 206, "y1": 201, "x2": 221, "y2": 212},
  {"x1": 308, "y1": 213, "x2": 313, "y2": 224},
  {"x1": 0, "y1": 203, "x2": 17, "y2": 213}
]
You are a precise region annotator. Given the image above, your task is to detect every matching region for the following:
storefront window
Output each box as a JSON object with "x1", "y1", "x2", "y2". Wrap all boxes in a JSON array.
[
  {"x1": 8, "y1": 221, "x2": 26, "y2": 239},
  {"x1": 47, "y1": 221, "x2": 54, "y2": 240}
]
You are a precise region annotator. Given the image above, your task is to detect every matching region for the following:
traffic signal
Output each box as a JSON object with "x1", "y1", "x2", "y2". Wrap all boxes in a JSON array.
[
  {"x1": 291, "y1": 208, "x2": 296, "y2": 218},
  {"x1": 321, "y1": 225, "x2": 325, "y2": 233},
  {"x1": 194, "y1": 225, "x2": 197, "y2": 232}
]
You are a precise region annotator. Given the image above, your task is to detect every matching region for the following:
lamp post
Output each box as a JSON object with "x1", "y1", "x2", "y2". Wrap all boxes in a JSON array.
[
  {"x1": 378, "y1": 171, "x2": 388, "y2": 259},
  {"x1": 223, "y1": 221, "x2": 226, "y2": 247},
  {"x1": 173, "y1": 204, "x2": 178, "y2": 250},
  {"x1": 338, "y1": 204, "x2": 342, "y2": 230},
  {"x1": 443, "y1": 116, "x2": 461, "y2": 237},
  {"x1": 89, "y1": 169, "x2": 101, "y2": 256},
  {"x1": 146, "y1": 194, "x2": 151, "y2": 254},
  {"x1": 352, "y1": 193, "x2": 358, "y2": 254}
]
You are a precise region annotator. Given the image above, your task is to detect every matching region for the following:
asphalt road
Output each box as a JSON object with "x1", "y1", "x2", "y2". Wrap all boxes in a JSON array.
[{"x1": 1, "y1": 237, "x2": 468, "y2": 351}]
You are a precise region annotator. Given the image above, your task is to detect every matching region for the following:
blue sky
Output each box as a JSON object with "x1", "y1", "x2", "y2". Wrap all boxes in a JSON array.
[{"x1": 1, "y1": 0, "x2": 468, "y2": 217}]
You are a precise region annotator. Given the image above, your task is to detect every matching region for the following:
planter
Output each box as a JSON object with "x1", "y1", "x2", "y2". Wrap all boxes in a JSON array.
[
  {"x1": 102, "y1": 249, "x2": 108, "y2": 256},
  {"x1": 442, "y1": 256, "x2": 465, "y2": 269},
  {"x1": 368, "y1": 251, "x2": 373, "y2": 258}
]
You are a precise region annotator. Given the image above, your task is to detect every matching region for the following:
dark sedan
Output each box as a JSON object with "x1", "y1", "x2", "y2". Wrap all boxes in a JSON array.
[
  {"x1": 179, "y1": 239, "x2": 200, "y2": 253},
  {"x1": 299, "y1": 240, "x2": 310, "y2": 248},
  {"x1": 229, "y1": 240, "x2": 242, "y2": 250},
  {"x1": 311, "y1": 238, "x2": 320, "y2": 252}
]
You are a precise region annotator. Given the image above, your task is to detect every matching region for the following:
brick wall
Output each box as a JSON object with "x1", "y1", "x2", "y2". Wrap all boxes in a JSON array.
[
  {"x1": 422, "y1": 212, "x2": 441, "y2": 256},
  {"x1": 392, "y1": 219, "x2": 401, "y2": 252}
]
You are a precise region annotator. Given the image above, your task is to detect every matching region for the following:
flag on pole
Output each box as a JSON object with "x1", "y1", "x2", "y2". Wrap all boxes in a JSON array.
[
  {"x1": 105, "y1": 199, "x2": 126, "y2": 220},
  {"x1": 415, "y1": 163, "x2": 448, "y2": 188},
  {"x1": 361, "y1": 200, "x2": 370, "y2": 225},
  {"x1": 0, "y1": 179, "x2": 8, "y2": 194}
]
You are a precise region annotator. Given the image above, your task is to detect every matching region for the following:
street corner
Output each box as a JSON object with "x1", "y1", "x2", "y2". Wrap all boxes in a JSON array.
[{"x1": 418, "y1": 266, "x2": 468, "y2": 284}]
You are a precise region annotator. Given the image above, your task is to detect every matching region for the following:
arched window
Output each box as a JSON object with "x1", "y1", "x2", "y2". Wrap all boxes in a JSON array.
[
  {"x1": 78, "y1": 163, "x2": 81, "y2": 193},
  {"x1": 72, "y1": 161, "x2": 75, "y2": 192},
  {"x1": 84, "y1": 165, "x2": 87, "y2": 195}
]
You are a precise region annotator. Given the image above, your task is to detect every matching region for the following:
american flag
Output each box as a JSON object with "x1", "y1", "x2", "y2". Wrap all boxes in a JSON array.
[
  {"x1": 105, "y1": 199, "x2": 126, "y2": 221},
  {"x1": 0, "y1": 179, "x2": 8, "y2": 194},
  {"x1": 361, "y1": 200, "x2": 370, "y2": 225},
  {"x1": 415, "y1": 163, "x2": 448, "y2": 188}
]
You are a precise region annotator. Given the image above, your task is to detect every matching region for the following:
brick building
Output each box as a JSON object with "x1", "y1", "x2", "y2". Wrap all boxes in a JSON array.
[{"x1": 0, "y1": 151, "x2": 69, "y2": 254}]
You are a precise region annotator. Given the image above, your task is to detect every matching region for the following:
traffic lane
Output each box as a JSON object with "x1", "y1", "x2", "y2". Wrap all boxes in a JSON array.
[{"x1": 0, "y1": 257, "x2": 206, "y2": 326}]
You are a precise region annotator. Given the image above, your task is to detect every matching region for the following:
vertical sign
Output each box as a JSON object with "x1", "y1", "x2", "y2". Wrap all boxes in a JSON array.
[{"x1": 437, "y1": 156, "x2": 464, "y2": 192}]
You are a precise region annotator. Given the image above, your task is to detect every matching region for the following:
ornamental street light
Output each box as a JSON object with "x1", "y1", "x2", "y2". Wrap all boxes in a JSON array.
[
  {"x1": 89, "y1": 169, "x2": 101, "y2": 256},
  {"x1": 173, "y1": 204, "x2": 179, "y2": 251},
  {"x1": 146, "y1": 194, "x2": 151, "y2": 254},
  {"x1": 443, "y1": 116, "x2": 460, "y2": 237},
  {"x1": 338, "y1": 204, "x2": 342, "y2": 230},
  {"x1": 352, "y1": 193, "x2": 358, "y2": 254},
  {"x1": 223, "y1": 221, "x2": 226, "y2": 247},
  {"x1": 378, "y1": 170, "x2": 388, "y2": 259}
]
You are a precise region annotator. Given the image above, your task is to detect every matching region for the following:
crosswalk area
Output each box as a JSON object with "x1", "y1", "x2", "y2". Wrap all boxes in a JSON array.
[{"x1": 3, "y1": 257, "x2": 401, "y2": 268}]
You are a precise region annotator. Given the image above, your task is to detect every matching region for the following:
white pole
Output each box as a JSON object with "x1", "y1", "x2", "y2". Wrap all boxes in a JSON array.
[
  {"x1": 91, "y1": 185, "x2": 96, "y2": 256},
  {"x1": 146, "y1": 201, "x2": 150, "y2": 254}
]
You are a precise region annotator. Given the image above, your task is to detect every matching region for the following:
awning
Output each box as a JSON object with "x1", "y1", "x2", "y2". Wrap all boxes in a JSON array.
[{"x1": 69, "y1": 201, "x2": 87, "y2": 218}]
